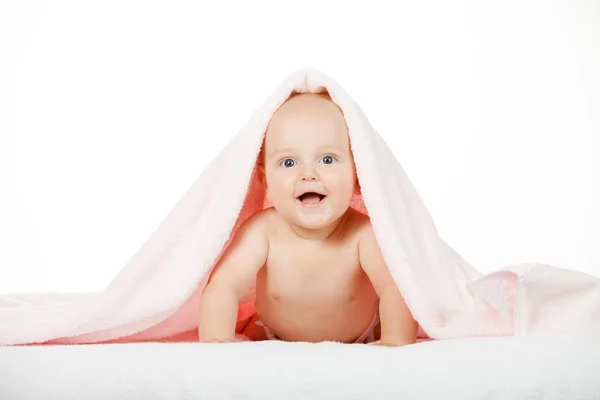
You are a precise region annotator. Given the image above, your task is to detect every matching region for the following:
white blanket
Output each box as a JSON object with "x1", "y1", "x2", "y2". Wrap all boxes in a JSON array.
[{"x1": 2, "y1": 333, "x2": 599, "y2": 399}]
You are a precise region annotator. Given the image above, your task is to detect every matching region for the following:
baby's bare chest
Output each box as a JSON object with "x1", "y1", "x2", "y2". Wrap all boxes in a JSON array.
[{"x1": 257, "y1": 241, "x2": 369, "y2": 300}]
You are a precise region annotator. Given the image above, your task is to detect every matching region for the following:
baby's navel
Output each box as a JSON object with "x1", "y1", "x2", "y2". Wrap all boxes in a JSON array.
[{"x1": 271, "y1": 292, "x2": 281, "y2": 300}]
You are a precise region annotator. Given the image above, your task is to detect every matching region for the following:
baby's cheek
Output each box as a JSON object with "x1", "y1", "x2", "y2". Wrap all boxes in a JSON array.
[{"x1": 332, "y1": 177, "x2": 356, "y2": 196}]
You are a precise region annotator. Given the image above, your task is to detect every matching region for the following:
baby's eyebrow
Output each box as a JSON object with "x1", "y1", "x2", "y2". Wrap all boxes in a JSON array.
[
  {"x1": 268, "y1": 145, "x2": 346, "y2": 158},
  {"x1": 318, "y1": 145, "x2": 347, "y2": 154},
  {"x1": 268, "y1": 148, "x2": 296, "y2": 158}
]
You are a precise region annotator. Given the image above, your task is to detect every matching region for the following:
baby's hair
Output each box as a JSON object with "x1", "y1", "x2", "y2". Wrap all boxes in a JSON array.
[
  {"x1": 258, "y1": 144, "x2": 265, "y2": 166},
  {"x1": 287, "y1": 90, "x2": 332, "y2": 102}
]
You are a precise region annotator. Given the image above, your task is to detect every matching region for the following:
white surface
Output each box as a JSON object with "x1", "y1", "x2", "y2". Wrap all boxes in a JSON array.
[{"x1": 2, "y1": 333, "x2": 599, "y2": 399}]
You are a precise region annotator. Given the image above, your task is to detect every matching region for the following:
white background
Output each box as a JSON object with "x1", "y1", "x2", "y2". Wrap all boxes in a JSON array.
[{"x1": 0, "y1": 0, "x2": 598, "y2": 293}]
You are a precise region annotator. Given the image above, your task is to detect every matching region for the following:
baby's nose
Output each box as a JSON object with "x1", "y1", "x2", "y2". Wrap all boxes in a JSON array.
[{"x1": 301, "y1": 168, "x2": 319, "y2": 181}]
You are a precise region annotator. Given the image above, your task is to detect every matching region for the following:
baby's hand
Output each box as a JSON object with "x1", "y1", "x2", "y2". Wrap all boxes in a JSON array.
[
  {"x1": 208, "y1": 338, "x2": 234, "y2": 343},
  {"x1": 373, "y1": 341, "x2": 399, "y2": 347},
  {"x1": 372, "y1": 340, "x2": 411, "y2": 347}
]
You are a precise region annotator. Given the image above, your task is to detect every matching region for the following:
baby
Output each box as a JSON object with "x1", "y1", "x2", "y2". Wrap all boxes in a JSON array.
[{"x1": 198, "y1": 92, "x2": 418, "y2": 346}]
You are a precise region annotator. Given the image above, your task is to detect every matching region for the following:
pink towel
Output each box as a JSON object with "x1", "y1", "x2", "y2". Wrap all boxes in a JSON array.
[{"x1": 2, "y1": 68, "x2": 599, "y2": 346}]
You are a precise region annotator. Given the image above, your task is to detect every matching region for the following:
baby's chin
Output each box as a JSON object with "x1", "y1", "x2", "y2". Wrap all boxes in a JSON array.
[
  {"x1": 292, "y1": 216, "x2": 335, "y2": 231},
  {"x1": 291, "y1": 199, "x2": 348, "y2": 230}
]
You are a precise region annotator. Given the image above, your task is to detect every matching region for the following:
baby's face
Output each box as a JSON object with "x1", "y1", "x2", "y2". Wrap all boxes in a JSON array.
[{"x1": 260, "y1": 94, "x2": 357, "y2": 231}]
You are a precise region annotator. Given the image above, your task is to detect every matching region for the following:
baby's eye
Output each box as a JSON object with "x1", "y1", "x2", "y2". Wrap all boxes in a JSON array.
[
  {"x1": 280, "y1": 158, "x2": 295, "y2": 168},
  {"x1": 320, "y1": 155, "x2": 335, "y2": 165}
]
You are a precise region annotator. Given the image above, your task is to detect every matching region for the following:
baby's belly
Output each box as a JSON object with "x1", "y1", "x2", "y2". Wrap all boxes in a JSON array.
[{"x1": 254, "y1": 282, "x2": 379, "y2": 343}]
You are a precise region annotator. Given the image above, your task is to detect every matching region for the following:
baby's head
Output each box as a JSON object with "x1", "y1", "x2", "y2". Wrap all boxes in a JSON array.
[{"x1": 257, "y1": 92, "x2": 359, "y2": 231}]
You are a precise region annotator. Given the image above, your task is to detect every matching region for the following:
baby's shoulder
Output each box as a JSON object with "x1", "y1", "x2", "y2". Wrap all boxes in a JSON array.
[
  {"x1": 344, "y1": 208, "x2": 374, "y2": 243},
  {"x1": 238, "y1": 207, "x2": 272, "y2": 229},
  {"x1": 236, "y1": 207, "x2": 278, "y2": 236}
]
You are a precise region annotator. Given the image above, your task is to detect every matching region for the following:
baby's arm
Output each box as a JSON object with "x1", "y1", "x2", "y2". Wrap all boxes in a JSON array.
[
  {"x1": 359, "y1": 226, "x2": 418, "y2": 346},
  {"x1": 198, "y1": 212, "x2": 269, "y2": 342}
]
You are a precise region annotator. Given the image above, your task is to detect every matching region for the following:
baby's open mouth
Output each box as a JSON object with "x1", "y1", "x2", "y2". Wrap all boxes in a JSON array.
[{"x1": 297, "y1": 192, "x2": 326, "y2": 205}]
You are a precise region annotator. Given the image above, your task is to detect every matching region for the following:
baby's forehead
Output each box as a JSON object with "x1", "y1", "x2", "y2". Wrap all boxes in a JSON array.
[
  {"x1": 265, "y1": 93, "x2": 348, "y2": 141},
  {"x1": 274, "y1": 92, "x2": 339, "y2": 120}
]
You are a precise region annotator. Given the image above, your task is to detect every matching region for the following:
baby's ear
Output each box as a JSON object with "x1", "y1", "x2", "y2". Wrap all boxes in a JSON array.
[
  {"x1": 354, "y1": 176, "x2": 362, "y2": 195},
  {"x1": 257, "y1": 162, "x2": 267, "y2": 190},
  {"x1": 256, "y1": 163, "x2": 271, "y2": 203}
]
